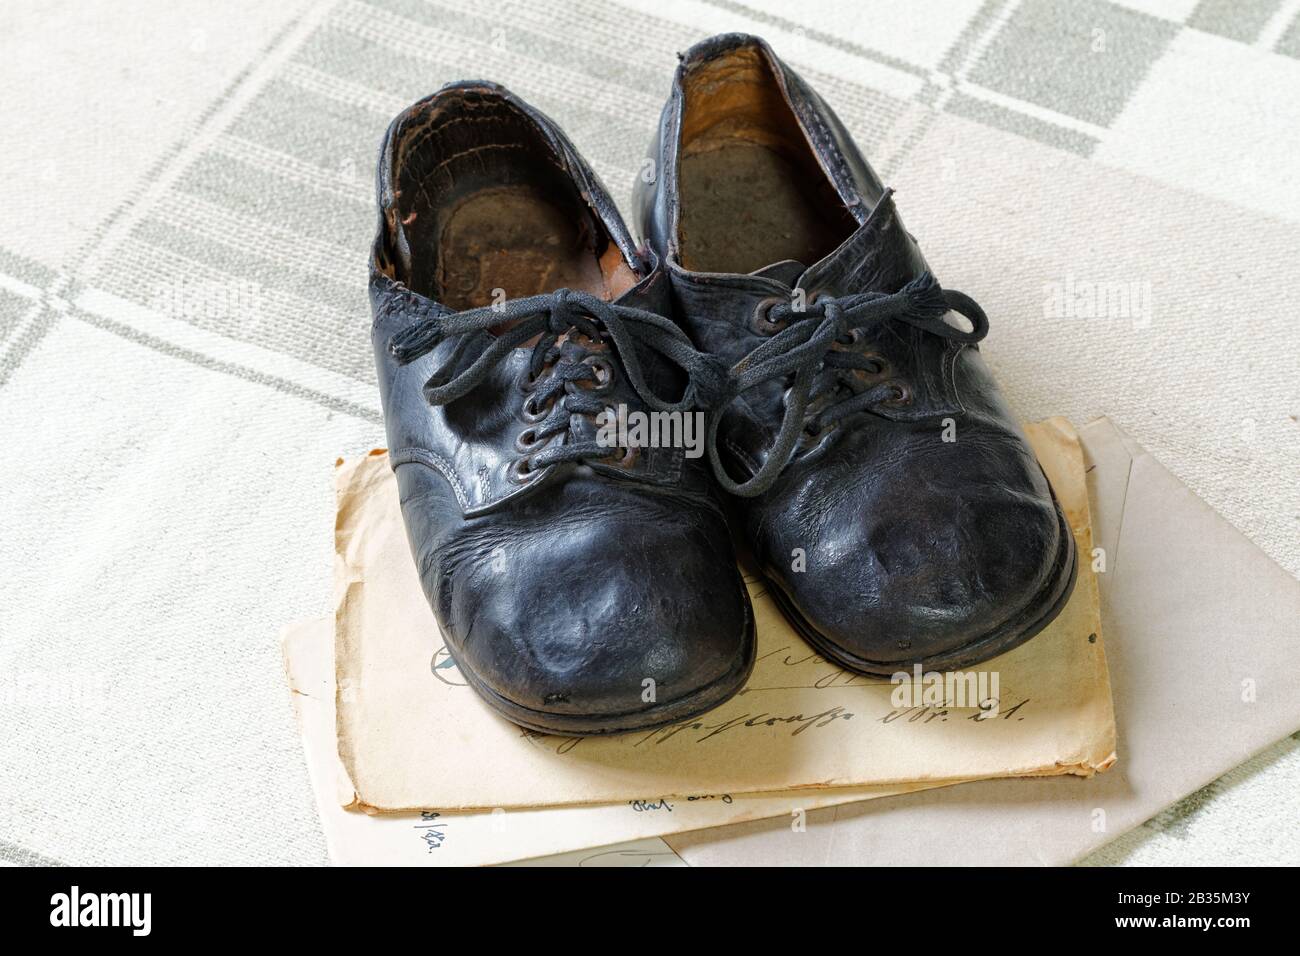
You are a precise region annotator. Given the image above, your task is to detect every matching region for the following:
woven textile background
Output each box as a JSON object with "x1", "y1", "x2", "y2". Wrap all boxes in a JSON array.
[{"x1": 1, "y1": 0, "x2": 1297, "y2": 865}]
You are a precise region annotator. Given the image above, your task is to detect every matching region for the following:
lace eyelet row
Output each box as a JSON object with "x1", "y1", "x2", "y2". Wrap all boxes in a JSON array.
[{"x1": 507, "y1": 441, "x2": 640, "y2": 486}]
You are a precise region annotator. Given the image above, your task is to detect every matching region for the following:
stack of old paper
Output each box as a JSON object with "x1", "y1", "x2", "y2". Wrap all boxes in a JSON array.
[{"x1": 284, "y1": 418, "x2": 1122, "y2": 864}]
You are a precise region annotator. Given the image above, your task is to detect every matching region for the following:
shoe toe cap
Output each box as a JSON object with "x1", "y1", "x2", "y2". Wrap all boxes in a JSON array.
[
  {"x1": 422, "y1": 481, "x2": 754, "y2": 727},
  {"x1": 758, "y1": 430, "x2": 1070, "y2": 669}
]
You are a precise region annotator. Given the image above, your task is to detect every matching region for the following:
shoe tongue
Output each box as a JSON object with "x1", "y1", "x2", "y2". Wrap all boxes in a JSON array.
[{"x1": 751, "y1": 259, "x2": 806, "y2": 286}]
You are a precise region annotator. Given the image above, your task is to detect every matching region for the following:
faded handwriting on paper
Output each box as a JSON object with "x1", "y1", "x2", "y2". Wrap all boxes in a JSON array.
[
  {"x1": 629, "y1": 793, "x2": 734, "y2": 813},
  {"x1": 636, "y1": 706, "x2": 854, "y2": 746},
  {"x1": 878, "y1": 698, "x2": 1031, "y2": 725},
  {"x1": 630, "y1": 798, "x2": 673, "y2": 812},
  {"x1": 415, "y1": 810, "x2": 446, "y2": 852},
  {"x1": 519, "y1": 707, "x2": 854, "y2": 755}
]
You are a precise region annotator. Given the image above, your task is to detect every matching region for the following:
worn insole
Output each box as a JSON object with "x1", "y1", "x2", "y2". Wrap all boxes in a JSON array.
[
  {"x1": 435, "y1": 184, "x2": 605, "y2": 311},
  {"x1": 679, "y1": 143, "x2": 846, "y2": 275}
]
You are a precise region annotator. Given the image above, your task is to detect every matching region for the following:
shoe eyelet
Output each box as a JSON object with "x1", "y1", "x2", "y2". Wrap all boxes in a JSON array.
[
  {"x1": 604, "y1": 445, "x2": 639, "y2": 468},
  {"x1": 520, "y1": 394, "x2": 551, "y2": 423},
  {"x1": 834, "y1": 328, "x2": 863, "y2": 349},
  {"x1": 750, "y1": 297, "x2": 789, "y2": 336},
  {"x1": 848, "y1": 352, "x2": 889, "y2": 384},
  {"x1": 883, "y1": 383, "x2": 912, "y2": 407},
  {"x1": 515, "y1": 428, "x2": 541, "y2": 454},
  {"x1": 508, "y1": 457, "x2": 539, "y2": 484},
  {"x1": 581, "y1": 355, "x2": 615, "y2": 393}
]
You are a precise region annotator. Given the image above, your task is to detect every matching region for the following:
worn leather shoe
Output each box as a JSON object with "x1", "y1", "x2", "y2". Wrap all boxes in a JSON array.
[
  {"x1": 636, "y1": 35, "x2": 1077, "y2": 675},
  {"x1": 370, "y1": 82, "x2": 754, "y2": 734}
]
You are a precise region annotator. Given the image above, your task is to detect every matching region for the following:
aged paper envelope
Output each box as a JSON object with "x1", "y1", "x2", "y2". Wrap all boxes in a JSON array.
[
  {"x1": 286, "y1": 615, "x2": 942, "y2": 866},
  {"x1": 335, "y1": 418, "x2": 1115, "y2": 811},
  {"x1": 665, "y1": 416, "x2": 1300, "y2": 865}
]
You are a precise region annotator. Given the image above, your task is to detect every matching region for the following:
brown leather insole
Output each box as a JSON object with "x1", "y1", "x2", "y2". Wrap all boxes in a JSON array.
[{"x1": 435, "y1": 184, "x2": 609, "y2": 311}]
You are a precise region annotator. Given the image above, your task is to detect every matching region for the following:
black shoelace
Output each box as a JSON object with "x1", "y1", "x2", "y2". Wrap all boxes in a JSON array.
[
  {"x1": 706, "y1": 271, "x2": 989, "y2": 497},
  {"x1": 388, "y1": 288, "x2": 727, "y2": 478}
]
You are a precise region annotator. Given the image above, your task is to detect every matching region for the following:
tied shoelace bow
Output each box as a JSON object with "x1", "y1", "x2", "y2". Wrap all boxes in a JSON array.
[
  {"x1": 706, "y1": 271, "x2": 989, "y2": 498},
  {"x1": 388, "y1": 288, "x2": 728, "y2": 476}
]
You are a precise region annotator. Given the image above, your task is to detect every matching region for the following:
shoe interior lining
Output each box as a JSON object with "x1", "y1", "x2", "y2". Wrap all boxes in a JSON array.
[
  {"x1": 384, "y1": 91, "x2": 637, "y2": 311},
  {"x1": 677, "y1": 46, "x2": 857, "y2": 275}
]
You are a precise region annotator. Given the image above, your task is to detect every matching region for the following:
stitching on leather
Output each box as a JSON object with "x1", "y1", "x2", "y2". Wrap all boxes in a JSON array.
[
  {"x1": 388, "y1": 446, "x2": 472, "y2": 511},
  {"x1": 808, "y1": 100, "x2": 853, "y2": 194},
  {"x1": 793, "y1": 78, "x2": 855, "y2": 200}
]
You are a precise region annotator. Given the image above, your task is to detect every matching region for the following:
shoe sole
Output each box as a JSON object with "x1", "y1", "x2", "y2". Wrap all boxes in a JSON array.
[
  {"x1": 763, "y1": 491, "x2": 1079, "y2": 677},
  {"x1": 436, "y1": 601, "x2": 757, "y2": 737}
]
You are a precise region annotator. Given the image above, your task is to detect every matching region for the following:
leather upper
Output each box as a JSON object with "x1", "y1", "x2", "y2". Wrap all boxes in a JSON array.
[
  {"x1": 370, "y1": 83, "x2": 753, "y2": 725},
  {"x1": 635, "y1": 35, "x2": 1075, "y2": 668}
]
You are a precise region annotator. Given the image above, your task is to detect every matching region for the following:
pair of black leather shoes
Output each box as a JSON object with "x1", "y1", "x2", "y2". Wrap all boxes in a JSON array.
[{"x1": 369, "y1": 34, "x2": 1077, "y2": 736}]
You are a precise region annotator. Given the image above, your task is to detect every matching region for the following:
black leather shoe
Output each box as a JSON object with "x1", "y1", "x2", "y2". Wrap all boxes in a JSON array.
[
  {"x1": 370, "y1": 82, "x2": 754, "y2": 734},
  {"x1": 635, "y1": 35, "x2": 1077, "y2": 675}
]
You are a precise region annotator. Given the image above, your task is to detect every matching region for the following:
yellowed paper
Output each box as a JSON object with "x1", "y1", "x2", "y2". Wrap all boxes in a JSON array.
[
  {"x1": 666, "y1": 416, "x2": 1300, "y2": 865},
  {"x1": 335, "y1": 418, "x2": 1115, "y2": 811},
  {"x1": 287, "y1": 615, "x2": 947, "y2": 866}
]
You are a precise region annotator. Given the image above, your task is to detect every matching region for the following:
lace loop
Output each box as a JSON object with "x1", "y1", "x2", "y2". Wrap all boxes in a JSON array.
[{"x1": 711, "y1": 271, "x2": 988, "y2": 498}]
